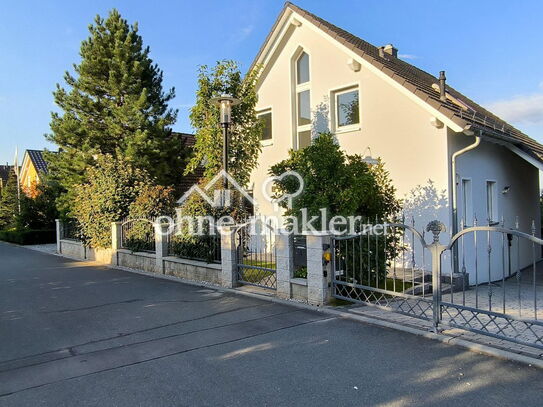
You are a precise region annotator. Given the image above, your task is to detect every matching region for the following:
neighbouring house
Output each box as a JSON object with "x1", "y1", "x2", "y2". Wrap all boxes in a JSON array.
[
  {"x1": 247, "y1": 2, "x2": 543, "y2": 281},
  {"x1": 19, "y1": 150, "x2": 50, "y2": 197},
  {"x1": 0, "y1": 164, "x2": 14, "y2": 194}
]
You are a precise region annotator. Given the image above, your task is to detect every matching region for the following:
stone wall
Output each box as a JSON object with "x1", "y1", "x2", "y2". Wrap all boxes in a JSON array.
[
  {"x1": 117, "y1": 250, "x2": 158, "y2": 273},
  {"x1": 164, "y1": 257, "x2": 221, "y2": 285}
]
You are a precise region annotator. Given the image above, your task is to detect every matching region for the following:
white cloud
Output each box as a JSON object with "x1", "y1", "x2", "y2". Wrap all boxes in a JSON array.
[
  {"x1": 228, "y1": 24, "x2": 254, "y2": 45},
  {"x1": 398, "y1": 54, "x2": 418, "y2": 60},
  {"x1": 487, "y1": 93, "x2": 543, "y2": 125}
]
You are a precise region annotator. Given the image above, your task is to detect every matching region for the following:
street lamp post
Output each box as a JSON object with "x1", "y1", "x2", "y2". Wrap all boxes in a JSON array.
[{"x1": 211, "y1": 94, "x2": 241, "y2": 189}]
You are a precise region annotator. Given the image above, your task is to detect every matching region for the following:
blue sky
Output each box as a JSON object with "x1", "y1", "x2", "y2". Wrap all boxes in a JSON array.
[{"x1": 1, "y1": 0, "x2": 543, "y2": 165}]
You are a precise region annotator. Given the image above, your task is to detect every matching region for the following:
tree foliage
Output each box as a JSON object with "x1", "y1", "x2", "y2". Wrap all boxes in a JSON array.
[
  {"x1": 269, "y1": 133, "x2": 401, "y2": 230},
  {"x1": 0, "y1": 172, "x2": 19, "y2": 230},
  {"x1": 17, "y1": 177, "x2": 61, "y2": 230},
  {"x1": 47, "y1": 9, "x2": 187, "y2": 214},
  {"x1": 72, "y1": 155, "x2": 173, "y2": 248},
  {"x1": 186, "y1": 60, "x2": 262, "y2": 187}
]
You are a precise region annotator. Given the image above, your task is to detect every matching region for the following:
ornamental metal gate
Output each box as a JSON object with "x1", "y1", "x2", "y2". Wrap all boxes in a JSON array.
[
  {"x1": 331, "y1": 219, "x2": 543, "y2": 349},
  {"x1": 236, "y1": 222, "x2": 277, "y2": 290},
  {"x1": 332, "y1": 221, "x2": 434, "y2": 321},
  {"x1": 439, "y1": 223, "x2": 543, "y2": 348}
]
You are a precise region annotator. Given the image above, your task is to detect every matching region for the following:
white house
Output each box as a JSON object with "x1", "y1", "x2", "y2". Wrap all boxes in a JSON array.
[{"x1": 247, "y1": 2, "x2": 543, "y2": 282}]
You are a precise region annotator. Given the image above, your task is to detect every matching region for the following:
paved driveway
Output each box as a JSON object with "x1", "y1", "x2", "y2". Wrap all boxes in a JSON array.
[{"x1": 2, "y1": 242, "x2": 543, "y2": 406}]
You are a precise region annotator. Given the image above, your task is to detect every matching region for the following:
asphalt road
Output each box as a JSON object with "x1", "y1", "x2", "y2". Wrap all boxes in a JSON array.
[{"x1": 2, "y1": 242, "x2": 543, "y2": 406}]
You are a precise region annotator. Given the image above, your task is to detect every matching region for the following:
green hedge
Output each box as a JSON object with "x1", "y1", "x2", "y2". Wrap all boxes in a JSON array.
[{"x1": 0, "y1": 229, "x2": 56, "y2": 245}]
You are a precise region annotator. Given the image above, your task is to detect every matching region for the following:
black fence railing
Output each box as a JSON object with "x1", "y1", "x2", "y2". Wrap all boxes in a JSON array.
[
  {"x1": 61, "y1": 219, "x2": 81, "y2": 241},
  {"x1": 120, "y1": 218, "x2": 156, "y2": 253},
  {"x1": 167, "y1": 233, "x2": 221, "y2": 264}
]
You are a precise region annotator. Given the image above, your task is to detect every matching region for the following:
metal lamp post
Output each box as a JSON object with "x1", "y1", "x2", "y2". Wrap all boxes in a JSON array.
[{"x1": 210, "y1": 94, "x2": 241, "y2": 189}]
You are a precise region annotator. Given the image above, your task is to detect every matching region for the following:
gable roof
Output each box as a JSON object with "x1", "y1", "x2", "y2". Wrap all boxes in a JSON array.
[
  {"x1": 25, "y1": 149, "x2": 49, "y2": 173},
  {"x1": 254, "y1": 2, "x2": 543, "y2": 162}
]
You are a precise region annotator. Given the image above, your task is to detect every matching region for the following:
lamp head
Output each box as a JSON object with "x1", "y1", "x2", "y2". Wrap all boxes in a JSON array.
[{"x1": 210, "y1": 94, "x2": 241, "y2": 125}]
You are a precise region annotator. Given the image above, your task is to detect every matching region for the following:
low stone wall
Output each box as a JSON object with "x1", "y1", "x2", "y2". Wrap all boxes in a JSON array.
[
  {"x1": 290, "y1": 278, "x2": 308, "y2": 302},
  {"x1": 117, "y1": 249, "x2": 158, "y2": 274},
  {"x1": 59, "y1": 239, "x2": 85, "y2": 259},
  {"x1": 163, "y1": 256, "x2": 221, "y2": 285},
  {"x1": 57, "y1": 222, "x2": 331, "y2": 306},
  {"x1": 58, "y1": 239, "x2": 114, "y2": 264}
]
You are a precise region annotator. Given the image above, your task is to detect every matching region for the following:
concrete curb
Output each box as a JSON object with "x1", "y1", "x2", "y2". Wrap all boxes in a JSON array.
[{"x1": 25, "y1": 244, "x2": 543, "y2": 370}]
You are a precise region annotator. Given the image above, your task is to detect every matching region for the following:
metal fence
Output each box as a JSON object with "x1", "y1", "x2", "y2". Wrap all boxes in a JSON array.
[
  {"x1": 60, "y1": 219, "x2": 81, "y2": 241},
  {"x1": 440, "y1": 220, "x2": 543, "y2": 348},
  {"x1": 167, "y1": 232, "x2": 221, "y2": 264},
  {"x1": 236, "y1": 222, "x2": 277, "y2": 289},
  {"x1": 120, "y1": 218, "x2": 156, "y2": 253},
  {"x1": 332, "y1": 219, "x2": 433, "y2": 321},
  {"x1": 331, "y1": 218, "x2": 543, "y2": 350}
]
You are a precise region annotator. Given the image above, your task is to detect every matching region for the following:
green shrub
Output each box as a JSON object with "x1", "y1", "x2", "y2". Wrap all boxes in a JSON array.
[
  {"x1": 0, "y1": 229, "x2": 56, "y2": 245},
  {"x1": 293, "y1": 266, "x2": 307, "y2": 279},
  {"x1": 169, "y1": 234, "x2": 221, "y2": 263},
  {"x1": 72, "y1": 155, "x2": 174, "y2": 248}
]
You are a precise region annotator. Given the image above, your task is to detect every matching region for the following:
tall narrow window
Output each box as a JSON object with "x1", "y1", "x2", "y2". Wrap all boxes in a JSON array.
[
  {"x1": 486, "y1": 181, "x2": 497, "y2": 223},
  {"x1": 296, "y1": 52, "x2": 310, "y2": 84},
  {"x1": 295, "y1": 51, "x2": 311, "y2": 149},
  {"x1": 461, "y1": 179, "x2": 472, "y2": 226}
]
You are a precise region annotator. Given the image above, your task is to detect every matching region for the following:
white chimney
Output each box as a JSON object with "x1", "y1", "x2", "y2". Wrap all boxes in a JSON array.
[{"x1": 383, "y1": 44, "x2": 398, "y2": 58}]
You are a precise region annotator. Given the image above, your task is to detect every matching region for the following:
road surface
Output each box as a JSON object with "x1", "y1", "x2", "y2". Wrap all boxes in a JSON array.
[{"x1": 1, "y1": 242, "x2": 543, "y2": 406}]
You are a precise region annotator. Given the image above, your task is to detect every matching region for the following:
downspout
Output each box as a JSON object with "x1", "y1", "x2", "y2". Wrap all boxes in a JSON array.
[{"x1": 451, "y1": 128, "x2": 482, "y2": 272}]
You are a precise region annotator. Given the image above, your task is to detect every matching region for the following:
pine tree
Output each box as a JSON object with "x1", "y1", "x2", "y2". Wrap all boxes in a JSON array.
[
  {"x1": 47, "y1": 9, "x2": 187, "y2": 213},
  {"x1": 0, "y1": 171, "x2": 20, "y2": 230}
]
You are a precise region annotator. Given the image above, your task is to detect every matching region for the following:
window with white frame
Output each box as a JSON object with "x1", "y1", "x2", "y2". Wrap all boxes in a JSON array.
[
  {"x1": 334, "y1": 87, "x2": 360, "y2": 130},
  {"x1": 486, "y1": 180, "x2": 498, "y2": 223},
  {"x1": 294, "y1": 51, "x2": 311, "y2": 149},
  {"x1": 461, "y1": 178, "x2": 473, "y2": 226},
  {"x1": 257, "y1": 110, "x2": 272, "y2": 142}
]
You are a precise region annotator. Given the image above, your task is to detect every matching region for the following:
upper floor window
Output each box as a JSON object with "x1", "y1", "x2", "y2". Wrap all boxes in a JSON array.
[
  {"x1": 335, "y1": 87, "x2": 360, "y2": 129},
  {"x1": 293, "y1": 50, "x2": 311, "y2": 150},
  {"x1": 296, "y1": 52, "x2": 310, "y2": 84},
  {"x1": 257, "y1": 110, "x2": 272, "y2": 141}
]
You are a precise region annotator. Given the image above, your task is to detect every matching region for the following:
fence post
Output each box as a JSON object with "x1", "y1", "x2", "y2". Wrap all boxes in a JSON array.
[
  {"x1": 55, "y1": 219, "x2": 62, "y2": 254},
  {"x1": 220, "y1": 225, "x2": 237, "y2": 288},
  {"x1": 154, "y1": 222, "x2": 168, "y2": 274},
  {"x1": 306, "y1": 232, "x2": 332, "y2": 306},
  {"x1": 426, "y1": 221, "x2": 447, "y2": 331},
  {"x1": 111, "y1": 221, "x2": 122, "y2": 266},
  {"x1": 276, "y1": 231, "x2": 293, "y2": 299}
]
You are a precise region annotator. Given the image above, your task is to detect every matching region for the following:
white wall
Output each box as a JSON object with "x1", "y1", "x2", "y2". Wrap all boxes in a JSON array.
[
  {"x1": 252, "y1": 19, "x2": 450, "y2": 232},
  {"x1": 449, "y1": 130, "x2": 541, "y2": 283}
]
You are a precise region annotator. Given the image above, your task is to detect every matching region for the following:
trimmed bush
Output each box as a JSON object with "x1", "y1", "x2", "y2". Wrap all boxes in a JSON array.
[{"x1": 0, "y1": 229, "x2": 56, "y2": 245}]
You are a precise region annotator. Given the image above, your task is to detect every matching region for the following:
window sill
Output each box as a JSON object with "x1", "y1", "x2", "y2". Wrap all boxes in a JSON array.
[
  {"x1": 260, "y1": 140, "x2": 273, "y2": 147},
  {"x1": 335, "y1": 126, "x2": 361, "y2": 135}
]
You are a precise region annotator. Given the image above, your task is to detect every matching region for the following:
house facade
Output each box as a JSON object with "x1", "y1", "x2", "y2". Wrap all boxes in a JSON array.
[
  {"x1": 248, "y1": 3, "x2": 543, "y2": 281},
  {"x1": 19, "y1": 150, "x2": 49, "y2": 197}
]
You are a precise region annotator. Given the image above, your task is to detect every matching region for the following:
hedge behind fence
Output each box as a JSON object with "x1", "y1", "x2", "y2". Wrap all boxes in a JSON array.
[{"x1": 0, "y1": 229, "x2": 56, "y2": 245}]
